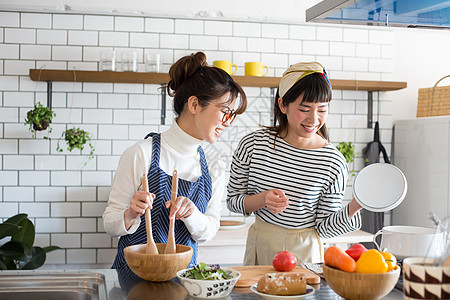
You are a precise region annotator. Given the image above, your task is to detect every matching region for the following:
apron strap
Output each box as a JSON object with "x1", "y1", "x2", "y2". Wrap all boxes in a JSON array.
[
  {"x1": 144, "y1": 132, "x2": 161, "y2": 171},
  {"x1": 197, "y1": 146, "x2": 210, "y2": 177}
]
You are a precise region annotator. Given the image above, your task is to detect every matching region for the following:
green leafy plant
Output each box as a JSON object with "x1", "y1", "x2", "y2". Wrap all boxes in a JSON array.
[
  {"x1": 336, "y1": 141, "x2": 358, "y2": 176},
  {"x1": 24, "y1": 102, "x2": 56, "y2": 138},
  {"x1": 57, "y1": 127, "x2": 95, "y2": 164},
  {"x1": 0, "y1": 214, "x2": 60, "y2": 270},
  {"x1": 337, "y1": 141, "x2": 356, "y2": 164}
]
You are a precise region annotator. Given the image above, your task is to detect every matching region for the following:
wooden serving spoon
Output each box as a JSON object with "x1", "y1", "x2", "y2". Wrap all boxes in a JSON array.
[
  {"x1": 141, "y1": 175, "x2": 158, "y2": 255},
  {"x1": 165, "y1": 170, "x2": 178, "y2": 254}
]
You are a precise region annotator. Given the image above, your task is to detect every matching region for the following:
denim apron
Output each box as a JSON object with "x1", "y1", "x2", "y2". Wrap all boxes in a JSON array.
[{"x1": 112, "y1": 133, "x2": 212, "y2": 269}]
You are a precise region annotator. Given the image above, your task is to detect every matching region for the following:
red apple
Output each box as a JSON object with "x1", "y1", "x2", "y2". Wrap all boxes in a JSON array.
[{"x1": 272, "y1": 251, "x2": 297, "y2": 272}]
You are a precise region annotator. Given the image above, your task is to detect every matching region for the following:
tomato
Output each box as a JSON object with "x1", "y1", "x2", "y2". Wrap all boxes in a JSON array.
[
  {"x1": 345, "y1": 243, "x2": 368, "y2": 261},
  {"x1": 272, "y1": 251, "x2": 297, "y2": 272}
]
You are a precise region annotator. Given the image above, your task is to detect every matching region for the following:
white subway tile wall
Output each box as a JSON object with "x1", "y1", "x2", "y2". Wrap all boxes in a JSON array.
[
  {"x1": 289, "y1": 25, "x2": 316, "y2": 40},
  {"x1": 0, "y1": 12, "x2": 19, "y2": 27},
  {"x1": 52, "y1": 233, "x2": 81, "y2": 248},
  {"x1": 233, "y1": 22, "x2": 260, "y2": 37},
  {"x1": 0, "y1": 11, "x2": 395, "y2": 265},
  {"x1": 205, "y1": 21, "x2": 232, "y2": 36},
  {"x1": 66, "y1": 249, "x2": 96, "y2": 264},
  {"x1": 5, "y1": 28, "x2": 36, "y2": 44},
  {"x1": 67, "y1": 218, "x2": 97, "y2": 232},
  {"x1": 84, "y1": 15, "x2": 114, "y2": 31},
  {"x1": 52, "y1": 14, "x2": 83, "y2": 30},
  {"x1": 317, "y1": 26, "x2": 343, "y2": 41},
  {"x1": 115, "y1": 17, "x2": 144, "y2": 32},
  {"x1": 145, "y1": 18, "x2": 174, "y2": 33}
]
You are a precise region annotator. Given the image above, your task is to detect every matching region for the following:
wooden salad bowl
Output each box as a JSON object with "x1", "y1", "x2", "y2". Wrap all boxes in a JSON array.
[
  {"x1": 323, "y1": 264, "x2": 400, "y2": 300},
  {"x1": 124, "y1": 243, "x2": 193, "y2": 282}
]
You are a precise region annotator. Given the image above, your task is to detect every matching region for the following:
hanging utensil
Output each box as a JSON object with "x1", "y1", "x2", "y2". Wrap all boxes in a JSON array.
[
  {"x1": 142, "y1": 175, "x2": 158, "y2": 255},
  {"x1": 165, "y1": 170, "x2": 178, "y2": 254}
]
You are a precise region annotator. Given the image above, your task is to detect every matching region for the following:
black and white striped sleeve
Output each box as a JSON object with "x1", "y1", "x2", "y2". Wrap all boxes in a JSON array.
[
  {"x1": 226, "y1": 132, "x2": 255, "y2": 216},
  {"x1": 315, "y1": 158, "x2": 362, "y2": 238}
]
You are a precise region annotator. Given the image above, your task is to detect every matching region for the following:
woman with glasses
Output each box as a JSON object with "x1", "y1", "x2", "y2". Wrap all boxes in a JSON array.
[
  {"x1": 227, "y1": 62, "x2": 362, "y2": 265},
  {"x1": 103, "y1": 52, "x2": 247, "y2": 269}
]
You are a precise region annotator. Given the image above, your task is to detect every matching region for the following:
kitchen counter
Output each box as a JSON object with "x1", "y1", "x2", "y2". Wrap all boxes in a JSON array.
[{"x1": 0, "y1": 267, "x2": 404, "y2": 299}]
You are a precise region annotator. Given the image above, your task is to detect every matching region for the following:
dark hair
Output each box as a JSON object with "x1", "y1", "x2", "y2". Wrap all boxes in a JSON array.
[
  {"x1": 267, "y1": 72, "x2": 332, "y2": 141},
  {"x1": 166, "y1": 52, "x2": 247, "y2": 116}
]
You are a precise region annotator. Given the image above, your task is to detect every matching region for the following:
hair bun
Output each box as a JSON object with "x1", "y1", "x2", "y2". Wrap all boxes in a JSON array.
[{"x1": 167, "y1": 52, "x2": 208, "y2": 95}]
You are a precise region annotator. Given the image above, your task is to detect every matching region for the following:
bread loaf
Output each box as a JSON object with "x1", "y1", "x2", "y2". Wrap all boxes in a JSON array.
[{"x1": 256, "y1": 272, "x2": 307, "y2": 296}]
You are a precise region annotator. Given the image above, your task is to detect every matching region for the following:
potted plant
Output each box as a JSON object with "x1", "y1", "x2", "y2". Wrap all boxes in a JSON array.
[
  {"x1": 0, "y1": 213, "x2": 60, "y2": 270},
  {"x1": 24, "y1": 102, "x2": 56, "y2": 138},
  {"x1": 57, "y1": 127, "x2": 95, "y2": 163},
  {"x1": 336, "y1": 141, "x2": 357, "y2": 176}
]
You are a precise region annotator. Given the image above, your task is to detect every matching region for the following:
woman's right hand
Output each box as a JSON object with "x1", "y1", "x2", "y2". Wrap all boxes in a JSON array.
[
  {"x1": 124, "y1": 191, "x2": 155, "y2": 230},
  {"x1": 264, "y1": 189, "x2": 290, "y2": 214}
]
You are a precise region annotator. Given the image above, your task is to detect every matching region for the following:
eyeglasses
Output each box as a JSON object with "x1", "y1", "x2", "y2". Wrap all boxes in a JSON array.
[{"x1": 221, "y1": 107, "x2": 236, "y2": 124}]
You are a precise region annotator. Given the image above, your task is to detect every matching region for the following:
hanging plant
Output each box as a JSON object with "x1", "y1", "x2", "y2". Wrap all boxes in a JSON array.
[
  {"x1": 24, "y1": 102, "x2": 56, "y2": 138},
  {"x1": 336, "y1": 141, "x2": 358, "y2": 176},
  {"x1": 57, "y1": 127, "x2": 95, "y2": 164}
]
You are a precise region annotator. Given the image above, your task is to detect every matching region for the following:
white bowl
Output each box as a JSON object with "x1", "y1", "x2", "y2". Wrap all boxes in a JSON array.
[
  {"x1": 373, "y1": 225, "x2": 445, "y2": 259},
  {"x1": 176, "y1": 267, "x2": 241, "y2": 298}
]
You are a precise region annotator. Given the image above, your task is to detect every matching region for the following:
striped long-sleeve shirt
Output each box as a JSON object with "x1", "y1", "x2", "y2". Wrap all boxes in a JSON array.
[{"x1": 226, "y1": 129, "x2": 361, "y2": 239}]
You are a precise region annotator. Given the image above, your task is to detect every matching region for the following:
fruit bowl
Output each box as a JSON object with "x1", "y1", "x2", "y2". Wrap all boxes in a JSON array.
[
  {"x1": 323, "y1": 264, "x2": 400, "y2": 300},
  {"x1": 176, "y1": 267, "x2": 241, "y2": 298}
]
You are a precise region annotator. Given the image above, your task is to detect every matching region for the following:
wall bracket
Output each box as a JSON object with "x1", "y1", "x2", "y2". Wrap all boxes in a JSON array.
[
  {"x1": 269, "y1": 87, "x2": 276, "y2": 126},
  {"x1": 367, "y1": 91, "x2": 373, "y2": 128},
  {"x1": 47, "y1": 80, "x2": 53, "y2": 110},
  {"x1": 160, "y1": 85, "x2": 166, "y2": 125}
]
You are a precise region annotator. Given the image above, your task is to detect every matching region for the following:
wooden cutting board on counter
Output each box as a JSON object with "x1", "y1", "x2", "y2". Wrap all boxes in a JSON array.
[{"x1": 229, "y1": 265, "x2": 320, "y2": 287}]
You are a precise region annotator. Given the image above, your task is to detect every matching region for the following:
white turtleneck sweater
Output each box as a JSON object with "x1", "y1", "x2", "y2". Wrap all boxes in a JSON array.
[{"x1": 103, "y1": 121, "x2": 223, "y2": 243}]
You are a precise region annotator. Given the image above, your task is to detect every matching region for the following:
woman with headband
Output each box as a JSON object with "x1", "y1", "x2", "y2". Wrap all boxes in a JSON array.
[{"x1": 227, "y1": 62, "x2": 362, "y2": 265}]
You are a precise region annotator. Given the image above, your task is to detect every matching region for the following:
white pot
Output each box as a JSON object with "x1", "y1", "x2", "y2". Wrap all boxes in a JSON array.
[{"x1": 373, "y1": 226, "x2": 445, "y2": 260}]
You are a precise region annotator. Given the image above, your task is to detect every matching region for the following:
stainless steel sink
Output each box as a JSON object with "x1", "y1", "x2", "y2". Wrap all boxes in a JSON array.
[{"x1": 0, "y1": 272, "x2": 107, "y2": 300}]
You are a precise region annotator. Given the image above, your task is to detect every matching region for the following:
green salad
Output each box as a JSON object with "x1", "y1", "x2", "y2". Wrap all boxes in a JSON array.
[{"x1": 183, "y1": 262, "x2": 232, "y2": 280}]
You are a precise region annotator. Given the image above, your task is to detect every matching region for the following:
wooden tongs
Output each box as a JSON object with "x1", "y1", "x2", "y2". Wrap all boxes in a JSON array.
[
  {"x1": 141, "y1": 175, "x2": 158, "y2": 255},
  {"x1": 164, "y1": 170, "x2": 178, "y2": 254}
]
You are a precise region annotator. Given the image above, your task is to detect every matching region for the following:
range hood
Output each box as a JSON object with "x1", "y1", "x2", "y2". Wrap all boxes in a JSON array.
[{"x1": 306, "y1": 0, "x2": 450, "y2": 29}]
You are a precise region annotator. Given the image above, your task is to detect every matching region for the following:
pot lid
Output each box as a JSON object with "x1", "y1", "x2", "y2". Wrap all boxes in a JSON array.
[{"x1": 353, "y1": 163, "x2": 407, "y2": 212}]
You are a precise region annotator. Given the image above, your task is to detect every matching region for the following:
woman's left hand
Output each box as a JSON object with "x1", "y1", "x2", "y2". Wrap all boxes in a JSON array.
[{"x1": 165, "y1": 196, "x2": 195, "y2": 219}]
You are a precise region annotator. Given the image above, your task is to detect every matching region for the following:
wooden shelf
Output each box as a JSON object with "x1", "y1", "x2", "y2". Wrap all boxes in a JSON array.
[{"x1": 29, "y1": 69, "x2": 407, "y2": 91}]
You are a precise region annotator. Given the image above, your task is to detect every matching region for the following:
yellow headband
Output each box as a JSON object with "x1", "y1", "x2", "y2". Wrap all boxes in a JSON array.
[{"x1": 279, "y1": 62, "x2": 328, "y2": 98}]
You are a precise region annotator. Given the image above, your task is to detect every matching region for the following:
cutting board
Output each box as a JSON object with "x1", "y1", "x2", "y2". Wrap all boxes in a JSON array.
[{"x1": 229, "y1": 265, "x2": 320, "y2": 287}]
